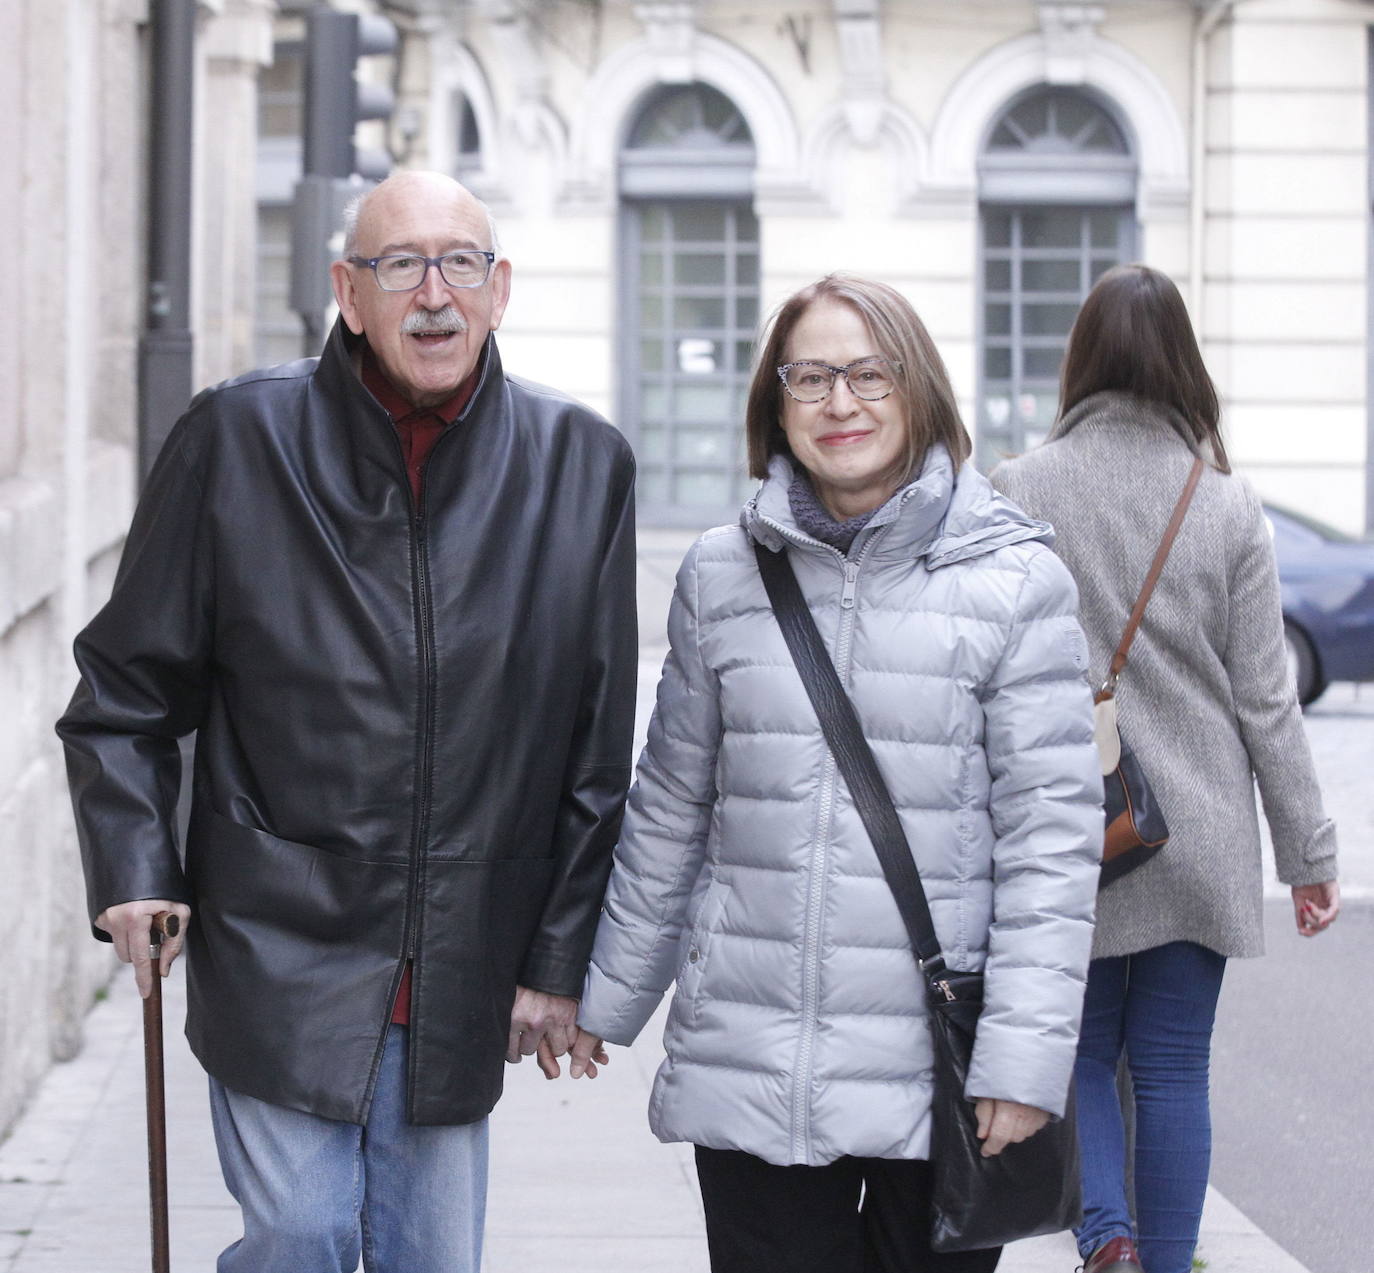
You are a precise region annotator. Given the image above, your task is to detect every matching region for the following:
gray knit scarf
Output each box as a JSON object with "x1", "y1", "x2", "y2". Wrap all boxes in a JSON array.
[{"x1": 787, "y1": 470, "x2": 878, "y2": 556}]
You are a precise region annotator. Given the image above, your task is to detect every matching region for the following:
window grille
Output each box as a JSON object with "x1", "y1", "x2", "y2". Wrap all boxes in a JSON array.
[{"x1": 620, "y1": 85, "x2": 759, "y2": 524}]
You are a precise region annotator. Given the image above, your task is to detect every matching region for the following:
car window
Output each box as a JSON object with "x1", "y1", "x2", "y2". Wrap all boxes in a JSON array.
[{"x1": 1264, "y1": 504, "x2": 1369, "y2": 546}]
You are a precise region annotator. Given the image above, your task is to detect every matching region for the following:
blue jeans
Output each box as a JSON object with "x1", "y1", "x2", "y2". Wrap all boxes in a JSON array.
[
  {"x1": 1074, "y1": 941, "x2": 1226, "y2": 1273},
  {"x1": 209, "y1": 1024, "x2": 488, "y2": 1273}
]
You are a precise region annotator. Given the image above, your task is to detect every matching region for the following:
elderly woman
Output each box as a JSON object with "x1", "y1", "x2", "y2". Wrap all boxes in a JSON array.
[
  {"x1": 992, "y1": 264, "x2": 1340, "y2": 1273},
  {"x1": 570, "y1": 274, "x2": 1103, "y2": 1273}
]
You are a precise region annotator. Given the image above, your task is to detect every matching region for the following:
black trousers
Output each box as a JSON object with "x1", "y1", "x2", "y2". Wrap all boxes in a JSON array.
[{"x1": 694, "y1": 1147, "x2": 1002, "y2": 1273}]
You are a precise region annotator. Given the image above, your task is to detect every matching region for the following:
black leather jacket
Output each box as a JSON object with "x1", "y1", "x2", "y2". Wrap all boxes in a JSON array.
[{"x1": 58, "y1": 322, "x2": 637, "y2": 1125}]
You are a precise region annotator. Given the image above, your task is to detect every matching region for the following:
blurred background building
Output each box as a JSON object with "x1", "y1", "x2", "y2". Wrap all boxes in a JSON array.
[{"x1": 2, "y1": 0, "x2": 1371, "y2": 1131}]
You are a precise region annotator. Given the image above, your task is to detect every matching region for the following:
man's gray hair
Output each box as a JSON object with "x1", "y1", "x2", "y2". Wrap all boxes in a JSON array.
[{"x1": 340, "y1": 184, "x2": 502, "y2": 260}]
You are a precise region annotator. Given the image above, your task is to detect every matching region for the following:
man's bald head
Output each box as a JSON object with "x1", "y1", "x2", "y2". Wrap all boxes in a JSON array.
[
  {"x1": 342, "y1": 172, "x2": 500, "y2": 260},
  {"x1": 330, "y1": 169, "x2": 511, "y2": 409}
]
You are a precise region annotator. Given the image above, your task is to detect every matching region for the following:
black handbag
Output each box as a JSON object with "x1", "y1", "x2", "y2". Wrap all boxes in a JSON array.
[
  {"x1": 754, "y1": 542, "x2": 1081, "y2": 1254},
  {"x1": 1094, "y1": 456, "x2": 1204, "y2": 887}
]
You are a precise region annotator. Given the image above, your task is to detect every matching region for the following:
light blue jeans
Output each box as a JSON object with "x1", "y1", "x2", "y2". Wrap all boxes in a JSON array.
[
  {"x1": 209, "y1": 1024, "x2": 488, "y2": 1273},
  {"x1": 1074, "y1": 941, "x2": 1227, "y2": 1273}
]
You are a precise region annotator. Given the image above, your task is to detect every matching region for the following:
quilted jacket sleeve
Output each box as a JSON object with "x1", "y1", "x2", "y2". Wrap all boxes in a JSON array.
[
  {"x1": 968, "y1": 545, "x2": 1103, "y2": 1116},
  {"x1": 1221, "y1": 488, "x2": 1337, "y2": 886},
  {"x1": 56, "y1": 412, "x2": 212, "y2": 934},
  {"x1": 578, "y1": 537, "x2": 723, "y2": 1045}
]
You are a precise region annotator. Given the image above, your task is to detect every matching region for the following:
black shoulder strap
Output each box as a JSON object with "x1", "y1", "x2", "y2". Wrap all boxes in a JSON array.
[{"x1": 753, "y1": 542, "x2": 946, "y2": 972}]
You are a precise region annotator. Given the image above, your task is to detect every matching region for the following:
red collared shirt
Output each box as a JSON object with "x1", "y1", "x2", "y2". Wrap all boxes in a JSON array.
[
  {"x1": 361, "y1": 347, "x2": 480, "y2": 506},
  {"x1": 360, "y1": 346, "x2": 480, "y2": 1025}
]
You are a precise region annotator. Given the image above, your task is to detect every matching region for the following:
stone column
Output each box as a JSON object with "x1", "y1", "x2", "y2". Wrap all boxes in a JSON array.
[{"x1": 197, "y1": 0, "x2": 276, "y2": 387}]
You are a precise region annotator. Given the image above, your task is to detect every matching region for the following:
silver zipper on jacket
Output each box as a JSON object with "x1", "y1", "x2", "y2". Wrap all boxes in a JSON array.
[
  {"x1": 755, "y1": 515, "x2": 884, "y2": 1162},
  {"x1": 840, "y1": 560, "x2": 859, "y2": 609}
]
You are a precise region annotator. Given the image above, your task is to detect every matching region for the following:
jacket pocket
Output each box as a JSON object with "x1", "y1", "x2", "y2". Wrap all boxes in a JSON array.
[{"x1": 675, "y1": 877, "x2": 730, "y2": 1027}]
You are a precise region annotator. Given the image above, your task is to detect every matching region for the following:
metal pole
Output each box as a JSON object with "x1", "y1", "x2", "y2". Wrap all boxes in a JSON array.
[
  {"x1": 137, "y1": 0, "x2": 196, "y2": 484},
  {"x1": 1367, "y1": 28, "x2": 1374, "y2": 534}
]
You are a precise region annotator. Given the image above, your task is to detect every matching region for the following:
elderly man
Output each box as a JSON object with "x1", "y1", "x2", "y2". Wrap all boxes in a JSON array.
[{"x1": 57, "y1": 172, "x2": 637, "y2": 1272}]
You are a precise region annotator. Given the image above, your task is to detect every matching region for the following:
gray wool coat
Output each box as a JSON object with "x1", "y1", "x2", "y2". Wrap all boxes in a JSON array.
[
  {"x1": 992, "y1": 391, "x2": 1338, "y2": 961},
  {"x1": 578, "y1": 448, "x2": 1103, "y2": 1167}
]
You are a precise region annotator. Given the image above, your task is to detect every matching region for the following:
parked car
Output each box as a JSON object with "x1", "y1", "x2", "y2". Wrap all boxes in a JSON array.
[{"x1": 1266, "y1": 504, "x2": 1374, "y2": 706}]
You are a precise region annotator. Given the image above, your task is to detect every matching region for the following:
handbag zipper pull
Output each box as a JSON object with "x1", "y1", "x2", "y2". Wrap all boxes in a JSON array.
[{"x1": 935, "y1": 978, "x2": 956, "y2": 1002}]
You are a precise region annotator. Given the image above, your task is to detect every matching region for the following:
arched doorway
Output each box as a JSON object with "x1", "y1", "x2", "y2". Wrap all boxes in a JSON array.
[
  {"x1": 619, "y1": 84, "x2": 759, "y2": 525},
  {"x1": 977, "y1": 86, "x2": 1138, "y2": 466}
]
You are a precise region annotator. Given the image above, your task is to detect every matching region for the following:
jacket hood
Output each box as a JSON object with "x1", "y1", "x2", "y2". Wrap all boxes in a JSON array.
[{"x1": 743, "y1": 445, "x2": 1054, "y2": 568}]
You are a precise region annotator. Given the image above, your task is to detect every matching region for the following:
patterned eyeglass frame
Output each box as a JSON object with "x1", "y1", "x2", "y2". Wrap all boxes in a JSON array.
[{"x1": 775, "y1": 357, "x2": 901, "y2": 403}]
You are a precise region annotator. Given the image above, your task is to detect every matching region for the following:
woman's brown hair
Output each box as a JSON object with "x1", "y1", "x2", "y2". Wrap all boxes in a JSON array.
[
  {"x1": 745, "y1": 273, "x2": 972, "y2": 480},
  {"x1": 1059, "y1": 263, "x2": 1230, "y2": 472}
]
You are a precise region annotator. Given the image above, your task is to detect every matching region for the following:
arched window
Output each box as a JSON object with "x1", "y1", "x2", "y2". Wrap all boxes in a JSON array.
[
  {"x1": 620, "y1": 84, "x2": 759, "y2": 525},
  {"x1": 452, "y1": 92, "x2": 481, "y2": 179},
  {"x1": 977, "y1": 87, "x2": 1138, "y2": 466}
]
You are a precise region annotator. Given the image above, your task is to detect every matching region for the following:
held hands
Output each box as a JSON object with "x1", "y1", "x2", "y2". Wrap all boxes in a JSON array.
[
  {"x1": 1292, "y1": 881, "x2": 1339, "y2": 937},
  {"x1": 569, "y1": 1028, "x2": 609, "y2": 1079},
  {"x1": 95, "y1": 900, "x2": 193, "y2": 999},
  {"x1": 973, "y1": 1098, "x2": 1050, "y2": 1158},
  {"x1": 504, "y1": 988, "x2": 611, "y2": 1081},
  {"x1": 507, "y1": 987, "x2": 583, "y2": 1080}
]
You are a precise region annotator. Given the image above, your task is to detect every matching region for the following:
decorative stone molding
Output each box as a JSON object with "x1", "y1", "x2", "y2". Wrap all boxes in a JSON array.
[
  {"x1": 926, "y1": 30, "x2": 1188, "y2": 217},
  {"x1": 108, "y1": 0, "x2": 150, "y2": 23},
  {"x1": 800, "y1": 100, "x2": 928, "y2": 216},
  {"x1": 833, "y1": 0, "x2": 887, "y2": 147},
  {"x1": 201, "y1": 0, "x2": 275, "y2": 68},
  {"x1": 633, "y1": 2, "x2": 700, "y2": 85},
  {"x1": 478, "y1": 0, "x2": 566, "y2": 154},
  {"x1": 565, "y1": 32, "x2": 806, "y2": 214},
  {"x1": 425, "y1": 33, "x2": 515, "y2": 208},
  {"x1": 387, "y1": 8, "x2": 449, "y2": 171},
  {"x1": 1036, "y1": 4, "x2": 1106, "y2": 85}
]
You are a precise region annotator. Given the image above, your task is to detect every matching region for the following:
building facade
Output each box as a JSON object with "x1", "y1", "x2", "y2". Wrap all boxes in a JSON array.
[
  {"x1": 264, "y1": 0, "x2": 1374, "y2": 532},
  {"x1": 0, "y1": 0, "x2": 272, "y2": 1134}
]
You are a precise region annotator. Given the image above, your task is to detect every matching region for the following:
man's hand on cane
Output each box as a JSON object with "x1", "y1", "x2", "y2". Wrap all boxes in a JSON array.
[{"x1": 96, "y1": 900, "x2": 193, "y2": 999}]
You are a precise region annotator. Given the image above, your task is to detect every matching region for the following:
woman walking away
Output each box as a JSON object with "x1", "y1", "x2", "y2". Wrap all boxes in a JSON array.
[
  {"x1": 569, "y1": 274, "x2": 1104, "y2": 1272},
  {"x1": 992, "y1": 263, "x2": 1340, "y2": 1273}
]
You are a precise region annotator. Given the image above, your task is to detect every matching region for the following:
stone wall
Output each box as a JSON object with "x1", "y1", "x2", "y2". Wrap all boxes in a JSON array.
[
  {"x1": 1203, "y1": 0, "x2": 1369, "y2": 525},
  {"x1": 0, "y1": 0, "x2": 273, "y2": 1138},
  {"x1": 0, "y1": 0, "x2": 144, "y2": 1137}
]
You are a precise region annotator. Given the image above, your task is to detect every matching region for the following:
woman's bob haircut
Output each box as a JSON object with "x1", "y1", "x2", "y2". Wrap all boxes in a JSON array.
[
  {"x1": 1059, "y1": 263, "x2": 1230, "y2": 472},
  {"x1": 745, "y1": 273, "x2": 972, "y2": 481}
]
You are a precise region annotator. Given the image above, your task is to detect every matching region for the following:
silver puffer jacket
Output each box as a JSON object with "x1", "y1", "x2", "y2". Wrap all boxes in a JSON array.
[{"x1": 578, "y1": 447, "x2": 1103, "y2": 1166}]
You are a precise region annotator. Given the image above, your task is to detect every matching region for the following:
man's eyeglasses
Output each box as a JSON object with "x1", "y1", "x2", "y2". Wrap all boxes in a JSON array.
[
  {"x1": 776, "y1": 357, "x2": 901, "y2": 403},
  {"x1": 348, "y1": 250, "x2": 497, "y2": 292}
]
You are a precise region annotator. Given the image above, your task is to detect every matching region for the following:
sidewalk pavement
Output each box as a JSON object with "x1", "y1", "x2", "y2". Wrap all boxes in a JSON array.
[{"x1": 0, "y1": 947, "x2": 1311, "y2": 1273}]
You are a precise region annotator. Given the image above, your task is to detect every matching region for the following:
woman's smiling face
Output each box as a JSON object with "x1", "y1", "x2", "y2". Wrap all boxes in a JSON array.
[{"x1": 779, "y1": 298, "x2": 910, "y2": 521}]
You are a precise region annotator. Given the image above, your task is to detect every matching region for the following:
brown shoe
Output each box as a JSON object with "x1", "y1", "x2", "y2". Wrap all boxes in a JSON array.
[{"x1": 1082, "y1": 1236, "x2": 1144, "y2": 1273}]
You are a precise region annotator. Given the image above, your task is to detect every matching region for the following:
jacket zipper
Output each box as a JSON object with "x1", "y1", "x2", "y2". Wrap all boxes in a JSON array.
[
  {"x1": 757, "y1": 517, "x2": 883, "y2": 1161},
  {"x1": 370, "y1": 427, "x2": 454, "y2": 1111}
]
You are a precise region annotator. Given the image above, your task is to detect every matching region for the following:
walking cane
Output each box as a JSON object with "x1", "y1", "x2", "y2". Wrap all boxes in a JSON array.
[{"x1": 144, "y1": 911, "x2": 179, "y2": 1273}]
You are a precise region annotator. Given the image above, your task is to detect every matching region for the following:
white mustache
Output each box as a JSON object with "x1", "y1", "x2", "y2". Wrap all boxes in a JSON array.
[{"x1": 401, "y1": 307, "x2": 467, "y2": 336}]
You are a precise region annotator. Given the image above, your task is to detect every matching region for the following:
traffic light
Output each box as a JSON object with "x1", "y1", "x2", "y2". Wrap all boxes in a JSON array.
[{"x1": 302, "y1": 6, "x2": 398, "y2": 180}]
